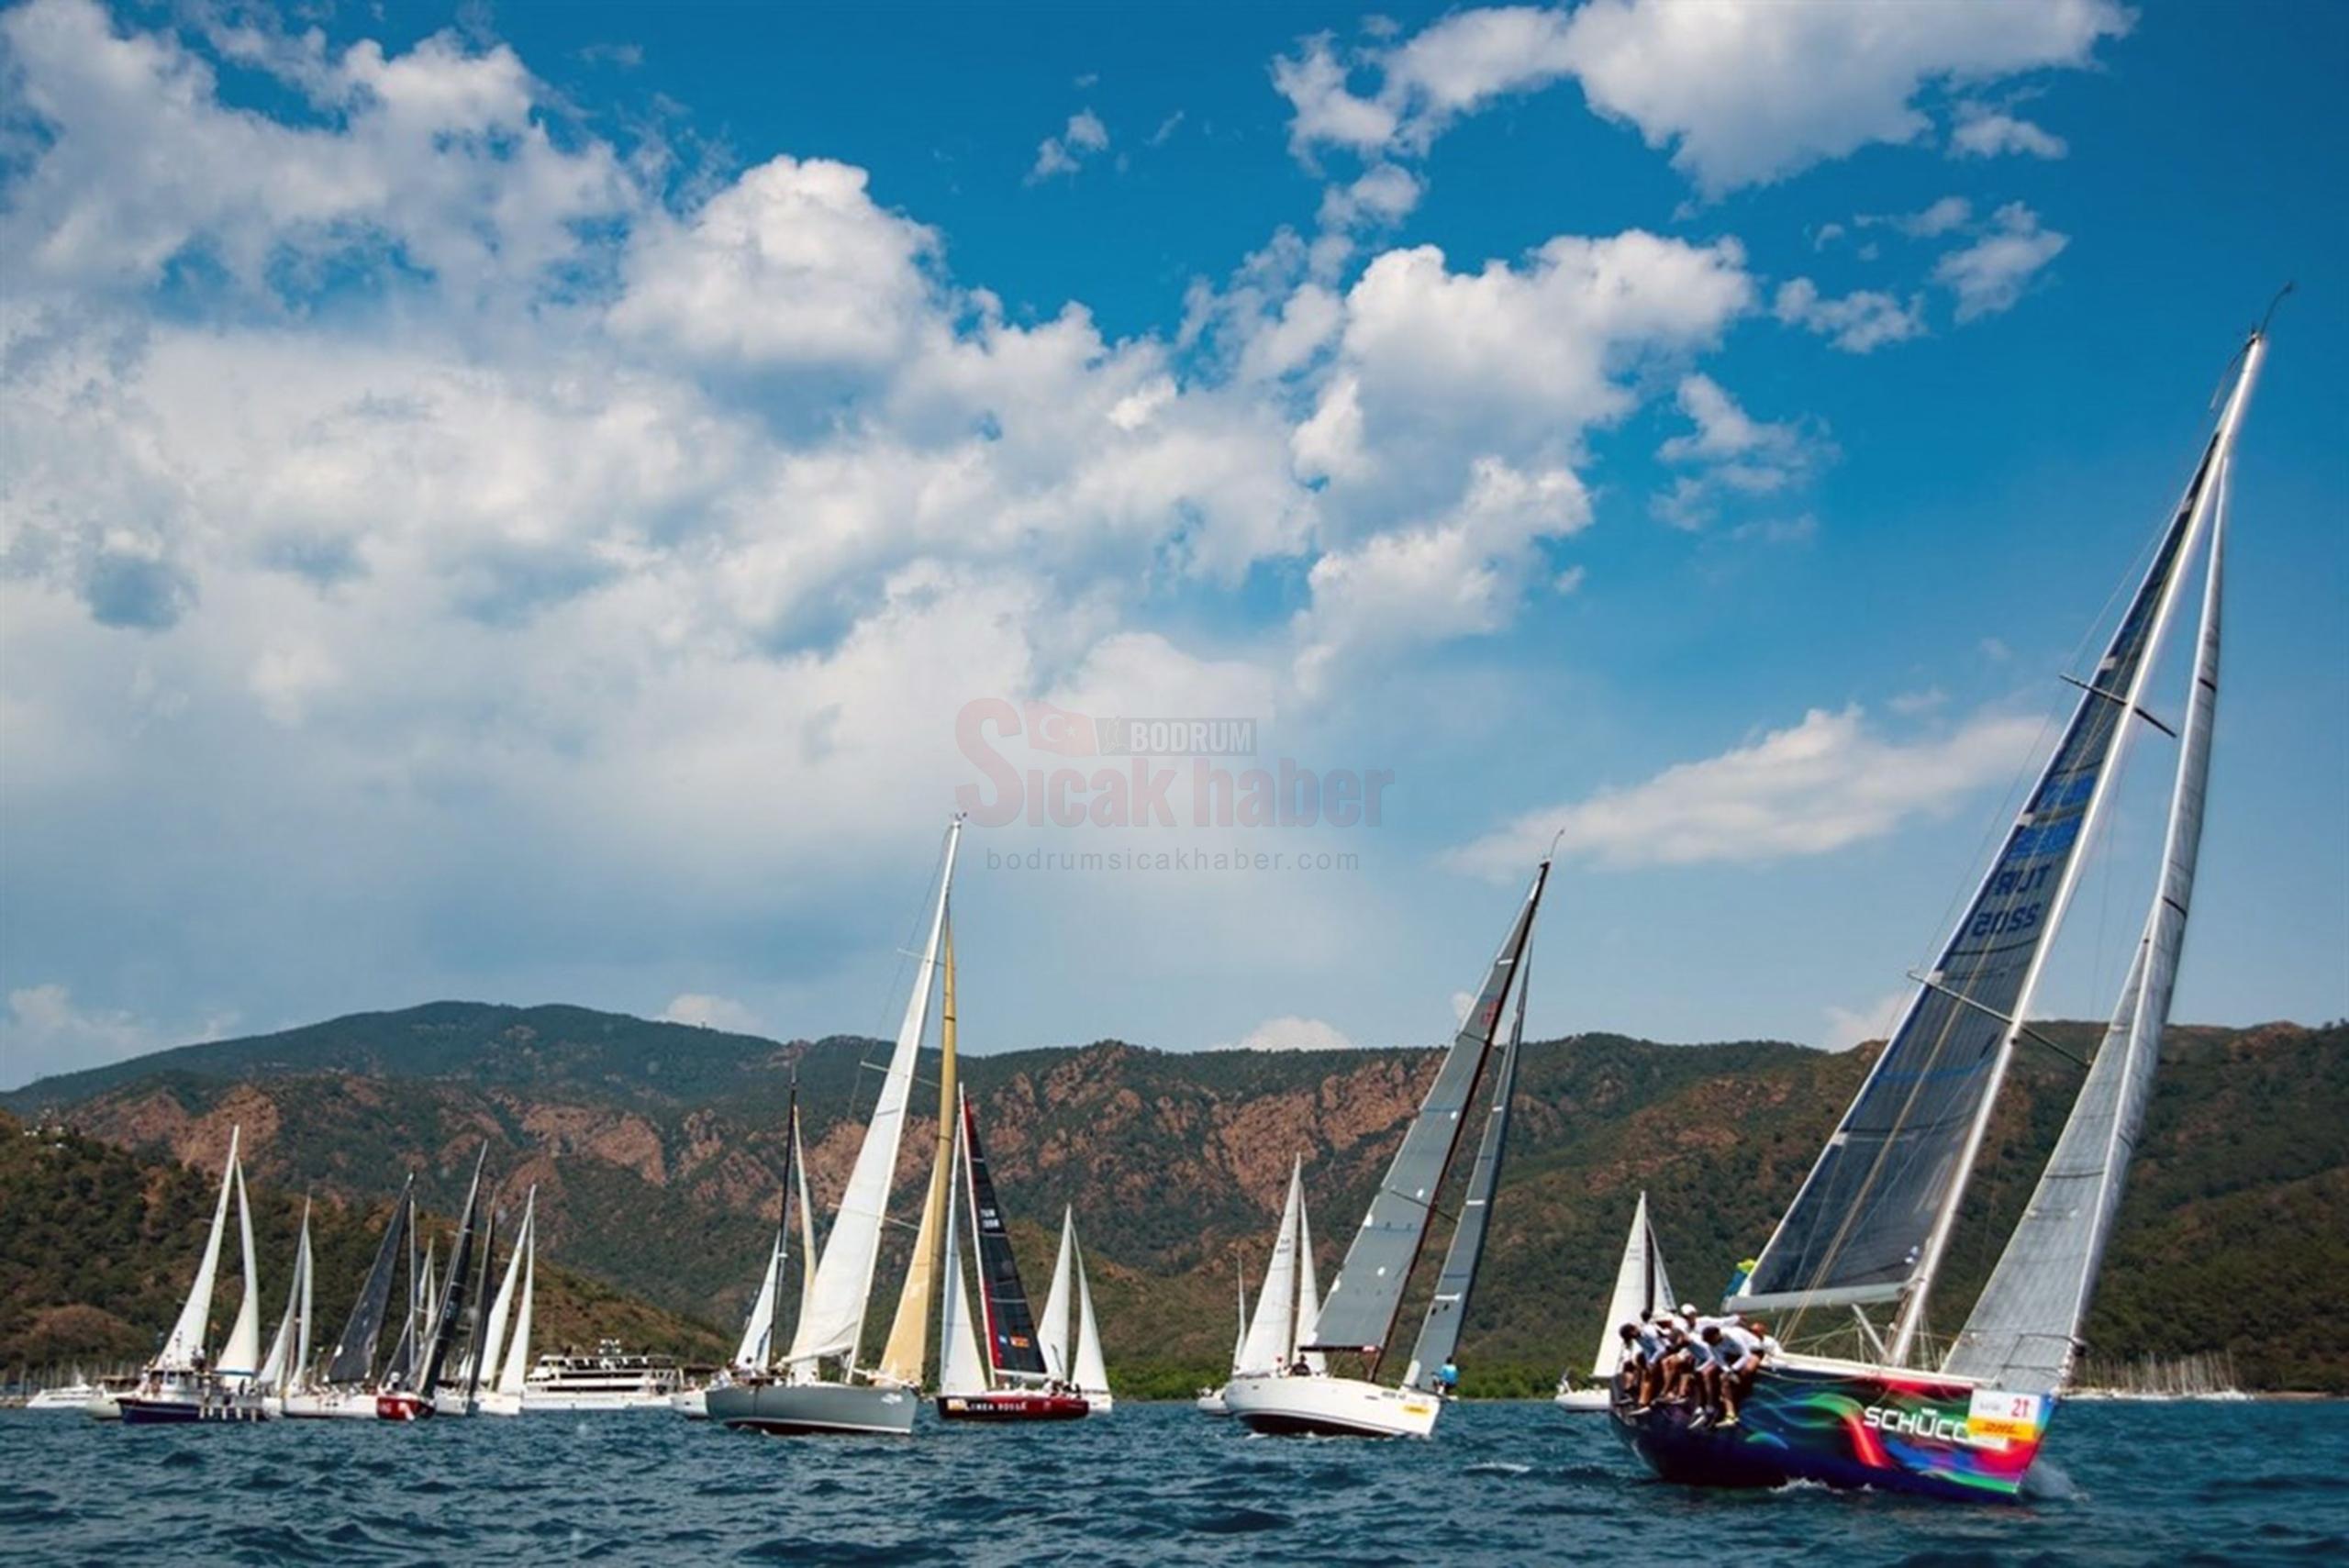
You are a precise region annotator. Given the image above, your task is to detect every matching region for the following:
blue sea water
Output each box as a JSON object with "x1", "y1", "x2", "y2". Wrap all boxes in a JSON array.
[{"x1": 1, "y1": 1400, "x2": 2343, "y2": 1565}]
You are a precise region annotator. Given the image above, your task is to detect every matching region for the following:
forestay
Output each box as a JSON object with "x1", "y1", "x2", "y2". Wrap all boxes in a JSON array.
[
  {"x1": 1945, "y1": 466, "x2": 2230, "y2": 1393},
  {"x1": 1310, "y1": 859, "x2": 1547, "y2": 1358},
  {"x1": 1735, "y1": 402, "x2": 2236, "y2": 1318}
]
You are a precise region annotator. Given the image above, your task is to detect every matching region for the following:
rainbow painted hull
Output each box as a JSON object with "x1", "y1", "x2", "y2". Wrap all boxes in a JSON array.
[{"x1": 1609, "y1": 1358, "x2": 2052, "y2": 1504}]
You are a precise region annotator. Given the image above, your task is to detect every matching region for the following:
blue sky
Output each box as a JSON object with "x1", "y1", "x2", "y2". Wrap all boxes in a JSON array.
[{"x1": 2, "y1": 0, "x2": 2343, "y2": 1087}]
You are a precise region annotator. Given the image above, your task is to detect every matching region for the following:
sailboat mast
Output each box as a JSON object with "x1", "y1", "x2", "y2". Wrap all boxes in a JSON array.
[{"x1": 1889, "y1": 331, "x2": 2266, "y2": 1362}]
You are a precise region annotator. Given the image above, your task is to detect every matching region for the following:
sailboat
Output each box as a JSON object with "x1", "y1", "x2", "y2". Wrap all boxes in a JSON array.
[
  {"x1": 473, "y1": 1188, "x2": 536, "y2": 1417},
  {"x1": 1202, "y1": 1157, "x2": 1326, "y2": 1413},
  {"x1": 1555, "y1": 1193, "x2": 1675, "y2": 1413},
  {"x1": 376, "y1": 1150, "x2": 488, "y2": 1420},
  {"x1": 284, "y1": 1175, "x2": 416, "y2": 1418},
  {"x1": 935, "y1": 1088, "x2": 1089, "y2": 1420},
  {"x1": 255, "y1": 1198, "x2": 316, "y2": 1417},
  {"x1": 718, "y1": 817, "x2": 961, "y2": 1436},
  {"x1": 1195, "y1": 1266, "x2": 1249, "y2": 1415},
  {"x1": 690, "y1": 1086, "x2": 818, "y2": 1419},
  {"x1": 1037, "y1": 1207, "x2": 1115, "y2": 1415},
  {"x1": 1226, "y1": 857, "x2": 1550, "y2": 1438},
  {"x1": 119, "y1": 1126, "x2": 270, "y2": 1423},
  {"x1": 1612, "y1": 326, "x2": 2271, "y2": 1503}
]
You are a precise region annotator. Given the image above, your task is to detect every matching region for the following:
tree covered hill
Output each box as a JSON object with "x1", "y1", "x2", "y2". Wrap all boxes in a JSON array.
[{"x1": 6, "y1": 1006, "x2": 2343, "y2": 1394}]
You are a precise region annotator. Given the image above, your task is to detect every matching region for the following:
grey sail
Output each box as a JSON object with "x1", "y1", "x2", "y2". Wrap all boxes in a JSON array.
[
  {"x1": 1944, "y1": 468, "x2": 2229, "y2": 1393},
  {"x1": 322, "y1": 1175, "x2": 414, "y2": 1386},
  {"x1": 1308, "y1": 859, "x2": 1548, "y2": 1359},
  {"x1": 1402, "y1": 948, "x2": 1527, "y2": 1390},
  {"x1": 1734, "y1": 408, "x2": 2236, "y2": 1318}
]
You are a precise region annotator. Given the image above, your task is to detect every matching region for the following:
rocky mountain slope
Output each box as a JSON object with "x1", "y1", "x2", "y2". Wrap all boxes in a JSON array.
[{"x1": 8, "y1": 1006, "x2": 2343, "y2": 1393}]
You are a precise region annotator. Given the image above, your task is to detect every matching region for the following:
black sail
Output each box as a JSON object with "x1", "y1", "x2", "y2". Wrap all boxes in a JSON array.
[
  {"x1": 322, "y1": 1175, "x2": 414, "y2": 1387},
  {"x1": 959, "y1": 1094, "x2": 1047, "y2": 1380},
  {"x1": 420, "y1": 1151, "x2": 488, "y2": 1393}
]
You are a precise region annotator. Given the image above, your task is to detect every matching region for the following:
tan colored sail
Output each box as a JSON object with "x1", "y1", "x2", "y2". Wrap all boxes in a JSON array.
[{"x1": 876, "y1": 909, "x2": 958, "y2": 1385}]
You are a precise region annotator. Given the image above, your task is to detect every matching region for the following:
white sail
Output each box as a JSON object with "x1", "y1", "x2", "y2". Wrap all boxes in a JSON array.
[
  {"x1": 478, "y1": 1188, "x2": 532, "y2": 1388},
  {"x1": 496, "y1": 1207, "x2": 535, "y2": 1396},
  {"x1": 419, "y1": 1239, "x2": 438, "y2": 1339},
  {"x1": 1072, "y1": 1230, "x2": 1108, "y2": 1398},
  {"x1": 1945, "y1": 461, "x2": 2232, "y2": 1393},
  {"x1": 293, "y1": 1200, "x2": 313, "y2": 1386},
  {"x1": 258, "y1": 1198, "x2": 308, "y2": 1393},
  {"x1": 157, "y1": 1126, "x2": 240, "y2": 1372},
  {"x1": 733, "y1": 1228, "x2": 787, "y2": 1370},
  {"x1": 936, "y1": 1115, "x2": 985, "y2": 1396},
  {"x1": 793, "y1": 1105, "x2": 818, "y2": 1328},
  {"x1": 1238, "y1": 1163, "x2": 1304, "y2": 1374},
  {"x1": 1295, "y1": 1185, "x2": 1326, "y2": 1375},
  {"x1": 1231, "y1": 1268, "x2": 1248, "y2": 1371},
  {"x1": 1038, "y1": 1208, "x2": 1076, "y2": 1379},
  {"x1": 1590, "y1": 1193, "x2": 1675, "y2": 1379},
  {"x1": 785, "y1": 819, "x2": 961, "y2": 1370},
  {"x1": 218, "y1": 1159, "x2": 263, "y2": 1383}
]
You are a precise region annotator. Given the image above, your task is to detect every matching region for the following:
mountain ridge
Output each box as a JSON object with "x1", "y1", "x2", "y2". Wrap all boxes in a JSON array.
[{"x1": 8, "y1": 1002, "x2": 2343, "y2": 1394}]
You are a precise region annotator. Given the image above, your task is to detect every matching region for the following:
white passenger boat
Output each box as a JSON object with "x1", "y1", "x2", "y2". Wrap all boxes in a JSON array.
[{"x1": 521, "y1": 1341, "x2": 684, "y2": 1411}]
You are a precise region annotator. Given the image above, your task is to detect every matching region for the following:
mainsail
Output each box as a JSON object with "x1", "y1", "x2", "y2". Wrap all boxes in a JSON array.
[
  {"x1": 156, "y1": 1126, "x2": 240, "y2": 1373},
  {"x1": 733, "y1": 1130, "x2": 794, "y2": 1370},
  {"x1": 323, "y1": 1174, "x2": 414, "y2": 1387},
  {"x1": 1734, "y1": 340, "x2": 2265, "y2": 1351},
  {"x1": 1072, "y1": 1231, "x2": 1108, "y2": 1397},
  {"x1": 477, "y1": 1187, "x2": 532, "y2": 1391},
  {"x1": 419, "y1": 1151, "x2": 487, "y2": 1392},
  {"x1": 218, "y1": 1156, "x2": 262, "y2": 1383},
  {"x1": 936, "y1": 1108, "x2": 985, "y2": 1396},
  {"x1": 1237, "y1": 1162, "x2": 1306, "y2": 1374},
  {"x1": 1308, "y1": 859, "x2": 1548, "y2": 1361},
  {"x1": 1945, "y1": 461, "x2": 2232, "y2": 1393},
  {"x1": 785, "y1": 818, "x2": 960, "y2": 1371},
  {"x1": 1403, "y1": 949, "x2": 1527, "y2": 1390},
  {"x1": 960, "y1": 1091, "x2": 1049, "y2": 1380},
  {"x1": 1591, "y1": 1193, "x2": 1675, "y2": 1381},
  {"x1": 879, "y1": 914, "x2": 960, "y2": 1386},
  {"x1": 1296, "y1": 1184, "x2": 1325, "y2": 1375},
  {"x1": 259, "y1": 1199, "x2": 313, "y2": 1395},
  {"x1": 1038, "y1": 1209, "x2": 1076, "y2": 1381},
  {"x1": 496, "y1": 1204, "x2": 535, "y2": 1397}
]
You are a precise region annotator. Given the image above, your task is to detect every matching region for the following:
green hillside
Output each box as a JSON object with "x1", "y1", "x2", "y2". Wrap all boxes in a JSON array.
[{"x1": 7, "y1": 1006, "x2": 2343, "y2": 1395}]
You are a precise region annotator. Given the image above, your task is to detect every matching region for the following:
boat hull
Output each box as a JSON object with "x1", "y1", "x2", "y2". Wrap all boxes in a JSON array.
[
  {"x1": 935, "y1": 1389, "x2": 1089, "y2": 1422},
  {"x1": 671, "y1": 1388, "x2": 709, "y2": 1419},
  {"x1": 375, "y1": 1391, "x2": 433, "y2": 1421},
  {"x1": 1553, "y1": 1386, "x2": 1611, "y2": 1413},
  {"x1": 1194, "y1": 1385, "x2": 1231, "y2": 1417},
  {"x1": 1608, "y1": 1358, "x2": 2052, "y2": 1504},
  {"x1": 282, "y1": 1388, "x2": 387, "y2": 1420},
  {"x1": 710, "y1": 1380, "x2": 917, "y2": 1437},
  {"x1": 1222, "y1": 1373, "x2": 1443, "y2": 1439},
  {"x1": 117, "y1": 1395, "x2": 267, "y2": 1425}
]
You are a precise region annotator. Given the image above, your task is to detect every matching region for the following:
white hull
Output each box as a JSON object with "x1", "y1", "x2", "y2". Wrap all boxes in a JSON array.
[
  {"x1": 84, "y1": 1392, "x2": 122, "y2": 1421},
  {"x1": 521, "y1": 1389, "x2": 677, "y2": 1412},
  {"x1": 1080, "y1": 1389, "x2": 1115, "y2": 1416},
  {"x1": 1195, "y1": 1386, "x2": 1231, "y2": 1416},
  {"x1": 281, "y1": 1388, "x2": 385, "y2": 1420},
  {"x1": 1553, "y1": 1387, "x2": 1611, "y2": 1413},
  {"x1": 1222, "y1": 1373, "x2": 1443, "y2": 1439},
  {"x1": 671, "y1": 1388, "x2": 709, "y2": 1419},
  {"x1": 25, "y1": 1386, "x2": 97, "y2": 1411},
  {"x1": 474, "y1": 1390, "x2": 524, "y2": 1418}
]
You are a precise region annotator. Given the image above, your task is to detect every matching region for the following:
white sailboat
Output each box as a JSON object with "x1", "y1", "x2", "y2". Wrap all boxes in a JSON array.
[
  {"x1": 1195, "y1": 1266, "x2": 1247, "y2": 1415},
  {"x1": 1037, "y1": 1207, "x2": 1116, "y2": 1414},
  {"x1": 256, "y1": 1198, "x2": 316, "y2": 1416},
  {"x1": 1226, "y1": 859, "x2": 1551, "y2": 1438},
  {"x1": 684, "y1": 1086, "x2": 818, "y2": 1418},
  {"x1": 718, "y1": 817, "x2": 961, "y2": 1437},
  {"x1": 475, "y1": 1190, "x2": 535, "y2": 1416},
  {"x1": 284, "y1": 1175, "x2": 417, "y2": 1419},
  {"x1": 1613, "y1": 323, "x2": 2271, "y2": 1503},
  {"x1": 1555, "y1": 1193, "x2": 1675, "y2": 1412},
  {"x1": 120, "y1": 1126, "x2": 269, "y2": 1424},
  {"x1": 1203, "y1": 1156, "x2": 1325, "y2": 1413}
]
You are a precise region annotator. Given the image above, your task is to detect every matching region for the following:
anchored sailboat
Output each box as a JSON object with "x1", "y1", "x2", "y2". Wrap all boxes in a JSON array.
[
  {"x1": 718, "y1": 817, "x2": 961, "y2": 1436},
  {"x1": 120, "y1": 1126, "x2": 270, "y2": 1424},
  {"x1": 1612, "y1": 327, "x2": 2269, "y2": 1503},
  {"x1": 1225, "y1": 857, "x2": 1549, "y2": 1438},
  {"x1": 1555, "y1": 1194, "x2": 1675, "y2": 1413},
  {"x1": 936, "y1": 1090, "x2": 1088, "y2": 1420}
]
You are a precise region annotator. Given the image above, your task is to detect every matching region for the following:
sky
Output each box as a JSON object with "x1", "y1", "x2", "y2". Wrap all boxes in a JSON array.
[{"x1": 2, "y1": 0, "x2": 2343, "y2": 1089}]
